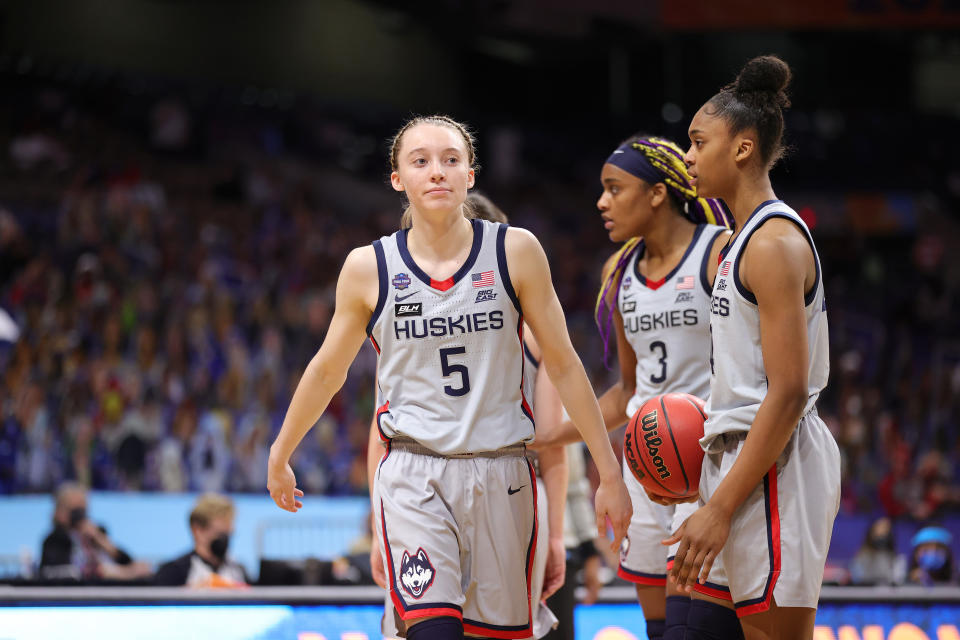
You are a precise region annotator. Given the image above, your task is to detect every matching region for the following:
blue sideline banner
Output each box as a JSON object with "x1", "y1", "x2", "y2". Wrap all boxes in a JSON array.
[{"x1": 0, "y1": 602, "x2": 958, "y2": 639}]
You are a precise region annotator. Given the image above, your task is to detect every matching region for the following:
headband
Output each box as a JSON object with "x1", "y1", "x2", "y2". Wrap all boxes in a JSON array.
[{"x1": 605, "y1": 143, "x2": 664, "y2": 186}]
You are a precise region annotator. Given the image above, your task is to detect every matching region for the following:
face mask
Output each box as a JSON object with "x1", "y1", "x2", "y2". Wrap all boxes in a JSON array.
[
  {"x1": 210, "y1": 533, "x2": 230, "y2": 560},
  {"x1": 917, "y1": 548, "x2": 947, "y2": 571},
  {"x1": 68, "y1": 507, "x2": 87, "y2": 528},
  {"x1": 869, "y1": 535, "x2": 891, "y2": 549}
]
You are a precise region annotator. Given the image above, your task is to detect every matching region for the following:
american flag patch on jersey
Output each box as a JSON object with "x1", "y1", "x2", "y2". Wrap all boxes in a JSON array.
[
  {"x1": 472, "y1": 271, "x2": 495, "y2": 287},
  {"x1": 719, "y1": 261, "x2": 731, "y2": 277},
  {"x1": 676, "y1": 275, "x2": 694, "y2": 290}
]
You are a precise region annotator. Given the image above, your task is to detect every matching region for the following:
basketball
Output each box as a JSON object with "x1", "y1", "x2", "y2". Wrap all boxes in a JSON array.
[{"x1": 622, "y1": 392, "x2": 707, "y2": 499}]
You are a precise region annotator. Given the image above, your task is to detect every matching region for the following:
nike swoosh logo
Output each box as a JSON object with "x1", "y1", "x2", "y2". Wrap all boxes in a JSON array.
[
  {"x1": 395, "y1": 291, "x2": 418, "y2": 302},
  {"x1": 623, "y1": 293, "x2": 635, "y2": 300},
  {"x1": 507, "y1": 485, "x2": 526, "y2": 495}
]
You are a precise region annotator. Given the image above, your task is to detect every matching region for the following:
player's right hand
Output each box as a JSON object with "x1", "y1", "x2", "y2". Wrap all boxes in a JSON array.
[
  {"x1": 594, "y1": 476, "x2": 632, "y2": 552},
  {"x1": 370, "y1": 544, "x2": 387, "y2": 588},
  {"x1": 267, "y1": 461, "x2": 304, "y2": 513}
]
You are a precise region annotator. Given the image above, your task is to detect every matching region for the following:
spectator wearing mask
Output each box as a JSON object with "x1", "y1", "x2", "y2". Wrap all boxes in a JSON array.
[
  {"x1": 154, "y1": 492, "x2": 248, "y2": 587},
  {"x1": 39, "y1": 482, "x2": 152, "y2": 581},
  {"x1": 849, "y1": 517, "x2": 906, "y2": 585},
  {"x1": 908, "y1": 526, "x2": 955, "y2": 586}
]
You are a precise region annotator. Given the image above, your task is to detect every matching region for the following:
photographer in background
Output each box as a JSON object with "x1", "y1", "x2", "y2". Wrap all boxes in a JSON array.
[
  {"x1": 39, "y1": 482, "x2": 152, "y2": 581},
  {"x1": 154, "y1": 493, "x2": 248, "y2": 587}
]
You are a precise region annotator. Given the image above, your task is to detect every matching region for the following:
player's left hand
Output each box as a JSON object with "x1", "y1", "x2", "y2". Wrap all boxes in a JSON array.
[
  {"x1": 661, "y1": 502, "x2": 730, "y2": 592},
  {"x1": 595, "y1": 476, "x2": 632, "y2": 552},
  {"x1": 542, "y1": 537, "x2": 566, "y2": 599},
  {"x1": 267, "y1": 460, "x2": 304, "y2": 513}
]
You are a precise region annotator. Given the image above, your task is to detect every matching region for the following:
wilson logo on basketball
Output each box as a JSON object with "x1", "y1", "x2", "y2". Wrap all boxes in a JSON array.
[
  {"x1": 640, "y1": 410, "x2": 671, "y2": 480},
  {"x1": 623, "y1": 393, "x2": 706, "y2": 499}
]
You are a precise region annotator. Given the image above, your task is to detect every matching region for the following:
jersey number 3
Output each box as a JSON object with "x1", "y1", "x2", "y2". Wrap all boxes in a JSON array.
[
  {"x1": 650, "y1": 341, "x2": 667, "y2": 384},
  {"x1": 440, "y1": 347, "x2": 471, "y2": 397}
]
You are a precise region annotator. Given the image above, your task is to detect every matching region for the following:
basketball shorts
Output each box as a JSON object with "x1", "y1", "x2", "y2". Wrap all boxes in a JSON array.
[
  {"x1": 374, "y1": 440, "x2": 538, "y2": 639},
  {"x1": 700, "y1": 411, "x2": 841, "y2": 617},
  {"x1": 619, "y1": 458, "x2": 731, "y2": 600},
  {"x1": 530, "y1": 476, "x2": 559, "y2": 638}
]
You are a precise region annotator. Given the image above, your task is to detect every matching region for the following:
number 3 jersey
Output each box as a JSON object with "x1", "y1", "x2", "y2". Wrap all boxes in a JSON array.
[
  {"x1": 368, "y1": 218, "x2": 535, "y2": 455},
  {"x1": 619, "y1": 224, "x2": 728, "y2": 418}
]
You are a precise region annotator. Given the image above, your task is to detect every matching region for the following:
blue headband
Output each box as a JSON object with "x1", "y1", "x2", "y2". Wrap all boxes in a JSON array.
[{"x1": 605, "y1": 144, "x2": 663, "y2": 186}]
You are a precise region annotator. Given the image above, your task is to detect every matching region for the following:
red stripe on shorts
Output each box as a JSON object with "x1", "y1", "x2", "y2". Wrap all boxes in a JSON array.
[
  {"x1": 693, "y1": 582, "x2": 733, "y2": 601},
  {"x1": 616, "y1": 565, "x2": 667, "y2": 586},
  {"x1": 735, "y1": 465, "x2": 782, "y2": 618},
  {"x1": 404, "y1": 606, "x2": 463, "y2": 622}
]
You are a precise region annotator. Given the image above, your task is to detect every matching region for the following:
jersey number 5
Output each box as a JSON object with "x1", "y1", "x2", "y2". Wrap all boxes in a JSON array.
[
  {"x1": 650, "y1": 341, "x2": 667, "y2": 384},
  {"x1": 440, "y1": 347, "x2": 471, "y2": 397}
]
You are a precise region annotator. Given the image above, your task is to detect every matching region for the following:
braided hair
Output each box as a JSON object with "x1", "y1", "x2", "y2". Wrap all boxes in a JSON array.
[{"x1": 594, "y1": 135, "x2": 732, "y2": 369}]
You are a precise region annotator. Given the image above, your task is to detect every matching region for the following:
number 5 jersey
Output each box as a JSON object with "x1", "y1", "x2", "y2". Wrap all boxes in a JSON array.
[{"x1": 368, "y1": 218, "x2": 535, "y2": 454}]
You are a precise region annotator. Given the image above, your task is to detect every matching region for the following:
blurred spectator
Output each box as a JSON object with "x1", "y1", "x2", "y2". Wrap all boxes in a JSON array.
[
  {"x1": 907, "y1": 526, "x2": 955, "y2": 586},
  {"x1": 849, "y1": 517, "x2": 906, "y2": 585},
  {"x1": 39, "y1": 482, "x2": 152, "y2": 581},
  {"x1": 154, "y1": 492, "x2": 248, "y2": 587}
]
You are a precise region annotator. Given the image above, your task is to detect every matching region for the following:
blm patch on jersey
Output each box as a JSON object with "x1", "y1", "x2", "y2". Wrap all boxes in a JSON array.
[
  {"x1": 399, "y1": 548, "x2": 435, "y2": 599},
  {"x1": 392, "y1": 272, "x2": 411, "y2": 290},
  {"x1": 474, "y1": 289, "x2": 497, "y2": 303},
  {"x1": 622, "y1": 300, "x2": 636, "y2": 313},
  {"x1": 395, "y1": 302, "x2": 422, "y2": 317}
]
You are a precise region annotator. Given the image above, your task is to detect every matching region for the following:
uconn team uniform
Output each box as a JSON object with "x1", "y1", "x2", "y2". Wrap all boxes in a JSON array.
[
  {"x1": 369, "y1": 219, "x2": 538, "y2": 638},
  {"x1": 616, "y1": 223, "x2": 731, "y2": 599},
  {"x1": 703, "y1": 201, "x2": 840, "y2": 616}
]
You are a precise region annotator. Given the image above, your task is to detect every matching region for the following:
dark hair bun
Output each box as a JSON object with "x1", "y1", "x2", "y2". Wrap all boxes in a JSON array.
[{"x1": 735, "y1": 56, "x2": 791, "y2": 107}]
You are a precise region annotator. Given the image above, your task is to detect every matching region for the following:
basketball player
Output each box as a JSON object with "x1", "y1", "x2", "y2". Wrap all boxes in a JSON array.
[
  {"x1": 532, "y1": 135, "x2": 741, "y2": 640},
  {"x1": 367, "y1": 193, "x2": 568, "y2": 638},
  {"x1": 664, "y1": 56, "x2": 840, "y2": 640},
  {"x1": 267, "y1": 116, "x2": 632, "y2": 640}
]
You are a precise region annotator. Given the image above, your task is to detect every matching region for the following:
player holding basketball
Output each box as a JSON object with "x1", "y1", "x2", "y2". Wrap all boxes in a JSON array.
[
  {"x1": 533, "y1": 135, "x2": 742, "y2": 640},
  {"x1": 665, "y1": 56, "x2": 840, "y2": 640},
  {"x1": 267, "y1": 115, "x2": 631, "y2": 640}
]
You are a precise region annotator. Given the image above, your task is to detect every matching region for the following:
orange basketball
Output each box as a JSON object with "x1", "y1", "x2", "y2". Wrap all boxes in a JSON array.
[{"x1": 622, "y1": 392, "x2": 707, "y2": 499}]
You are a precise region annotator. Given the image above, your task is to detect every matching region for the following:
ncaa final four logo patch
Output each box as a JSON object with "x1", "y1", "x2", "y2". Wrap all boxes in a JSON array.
[
  {"x1": 399, "y1": 548, "x2": 435, "y2": 599},
  {"x1": 392, "y1": 273, "x2": 411, "y2": 290}
]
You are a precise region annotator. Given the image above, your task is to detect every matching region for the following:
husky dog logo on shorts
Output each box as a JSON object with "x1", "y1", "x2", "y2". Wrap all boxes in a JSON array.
[{"x1": 399, "y1": 548, "x2": 435, "y2": 599}]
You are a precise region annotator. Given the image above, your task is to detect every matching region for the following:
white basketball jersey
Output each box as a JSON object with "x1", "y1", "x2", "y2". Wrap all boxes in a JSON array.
[
  {"x1": 368, "y1": 219, "x2": 534, "y2": 455},
  {"x1": 619, "y1": 224, "x2": 728, "y2": 418},
  {"x1": 703, "y1": 200, "x2": 829, "y2": 450}
]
